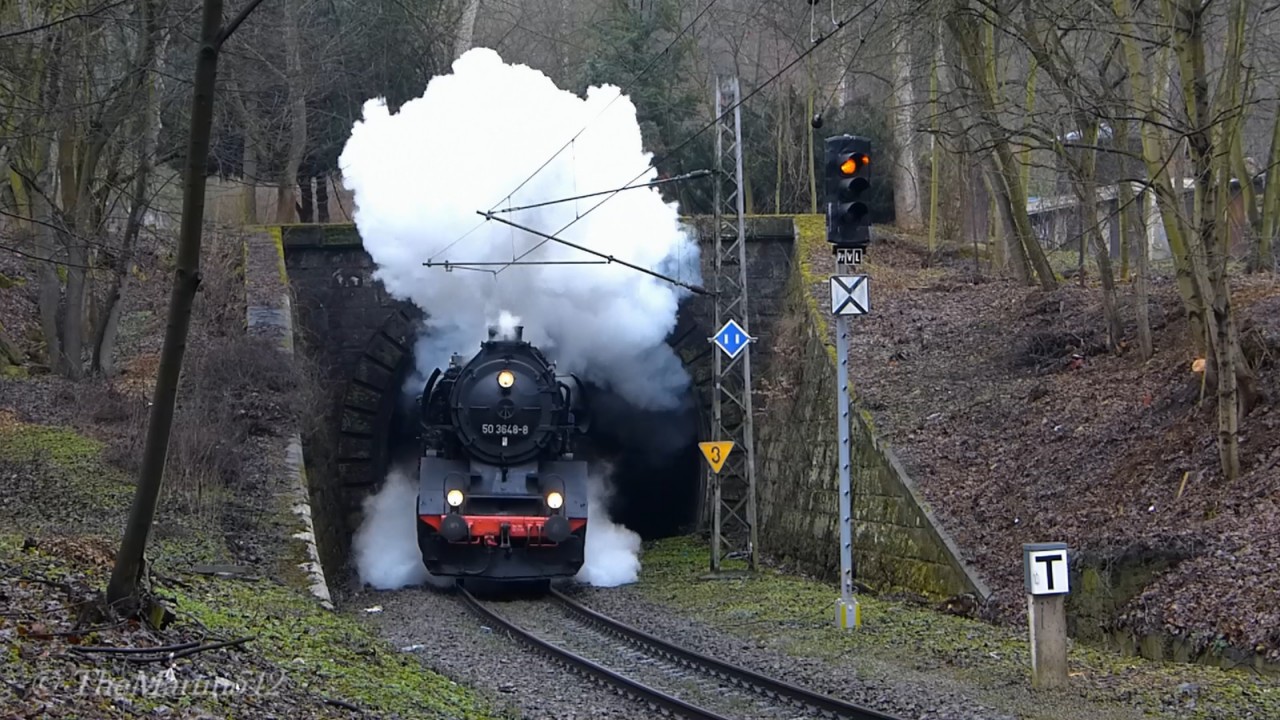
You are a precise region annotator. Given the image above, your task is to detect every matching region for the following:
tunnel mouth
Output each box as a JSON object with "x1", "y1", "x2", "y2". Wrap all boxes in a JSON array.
[
  {"x1": 572, "y1": 378, "x2": 701, "y2": 539},
  {"x1": 381, "y1": 341, "x2": 702, "y2": 543}
]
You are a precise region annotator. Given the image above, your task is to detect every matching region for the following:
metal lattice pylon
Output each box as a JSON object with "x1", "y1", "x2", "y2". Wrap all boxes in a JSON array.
[{"x1": 707, "y1": 76, "x2": 757, "y2": 573}]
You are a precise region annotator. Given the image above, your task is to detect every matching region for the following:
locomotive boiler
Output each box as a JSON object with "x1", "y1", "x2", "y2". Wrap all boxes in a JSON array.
[{"x1": 415, "y1": 324, "x2": 590, "y2": 580}]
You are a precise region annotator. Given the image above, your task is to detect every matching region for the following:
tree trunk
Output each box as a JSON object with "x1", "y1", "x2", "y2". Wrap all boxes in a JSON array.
[
  {"x1": 1116, "y1": 115, "x2": 1152, "y2": 359},
  {"x1": 95, "y1": 2, "x2": 163, "y2": 377},
  {"x1": 453, "y1": 0, "x2": 482, "y2": 61},
  {"x1": 108, "y1": 0, "x2": 228, "y2": 614},
  {"x1": 1020, "y1": 56, "x2": 1036, "y2": 207},
  {"x1": 944, "y1": 7, "x2": 1056, "y2": 289},
  {"x1": 1129, "y1": 184, "x2": 1154, "y2": 360},
  {"x1": 1077, "y1": 121, "x2": 1123, "y2": 349},
  {"x1": 1161, "y1": 0, "x2": 1258, "y2": 482},
  {"x1": 1112, "y1": 0, "x2": 1210, "y2": 356},
  {"x1": 30, "y1": 189, "x2": 63, "y2": 372},
  {"x1": 889, "y1": 13, "x2": 922, "y2": 231},
  {"x1": 1259, "y1": 101, "x2": 1280, "y2": 271},
  {"x1": 316, "y1": 173, "x2": 330, "y2": 223},
  {"x1": 276, "y1": 0, "x2": 306, "y2": 224},
  {"x1": 927, "y1": 27, "x2": 941, "y2": 254},
  {"x1": 53, "y1": 64, "x2": 85, "y2": 379},
  {"x1": 241, "y1": 126, "x2": 259, "y2": 224},
  {"x1": 1228, "y1": 97, "x2": 1259, "y2": 269},
  {"x1": 297, "y1": 171, "x2": 314, "y2": 223},
  {"x1": 60, "y1": 217, "x2": 88, "y2": 379},
  {"x1": 806, "y1": 60, "x2": 817, "y2": 214},
  {"x1": 993, "y1": 134, "x2": 1056, "y2": 290},
  {"x1": 982, "y1": 162, "x2": 1030, "y2": 281},
  {"x1": 774, "y1": 89, "x2": 783, "y2": 214}
]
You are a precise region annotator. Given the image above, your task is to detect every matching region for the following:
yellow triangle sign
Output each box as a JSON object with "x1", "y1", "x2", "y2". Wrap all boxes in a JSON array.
[{"x1": 698, "y1": 441, "x2": 734, "y2": 474}]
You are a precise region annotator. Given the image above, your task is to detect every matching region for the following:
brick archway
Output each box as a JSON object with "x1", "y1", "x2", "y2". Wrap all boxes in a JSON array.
[{"x1": 332, "y1": 305, "x2": 420, "y2": 534}]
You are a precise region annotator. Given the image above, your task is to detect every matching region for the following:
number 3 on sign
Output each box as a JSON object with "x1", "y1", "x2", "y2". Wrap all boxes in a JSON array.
[{"x1": 698, "y1": 441, "x2": 734, "y2": 474}]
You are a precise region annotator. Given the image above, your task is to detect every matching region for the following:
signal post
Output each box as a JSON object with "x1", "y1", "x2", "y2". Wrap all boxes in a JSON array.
[{"x1": 825, "y1": 134, "x2": 873, "y2": 630}]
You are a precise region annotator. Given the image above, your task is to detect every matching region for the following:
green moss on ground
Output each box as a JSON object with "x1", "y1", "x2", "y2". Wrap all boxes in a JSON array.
[
  {"x1": 637, "y1": 536, "x2": 1280, "y2": 720},
  {"x1": 0, "y1": 418, "x2": 103, "y2": 470},
  {"x1": 0, "y1": 417, "x2": 134, "y2": 516},
  {"x1": 0, "y1": 416, "x2": 499, "y2": 719},
  {"x1": 173, "y1": 576, "x2": 495, "y2": 719},
  {"x1": 0, "y1": 533, "x2": 499, "y2": 719}
]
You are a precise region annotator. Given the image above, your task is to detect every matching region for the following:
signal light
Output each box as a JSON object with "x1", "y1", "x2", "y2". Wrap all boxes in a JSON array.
[{"x1": 825, "y1": 135, "x2": 873, "y2": 251}]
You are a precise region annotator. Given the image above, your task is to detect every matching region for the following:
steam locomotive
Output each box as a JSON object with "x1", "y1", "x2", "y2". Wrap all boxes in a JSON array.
[{"x1": 415, "y1": 325, "x2": 591, "y2": 580}]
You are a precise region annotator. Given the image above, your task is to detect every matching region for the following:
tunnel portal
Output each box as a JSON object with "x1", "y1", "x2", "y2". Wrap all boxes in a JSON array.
[
  {"x1": 382, "y1": 322, "x2": 706, "y2": 545},
  {"x1": 279, "y1": 219, "x2": 795, "y2": 584}
]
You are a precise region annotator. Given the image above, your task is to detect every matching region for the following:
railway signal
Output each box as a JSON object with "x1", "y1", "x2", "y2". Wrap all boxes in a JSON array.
[
  {"x1": 824, "y1": 134, "x2": 873, "y2": 253},
  {"x1": 825, "y1": 133, "x2": 872, "y2": 630}
]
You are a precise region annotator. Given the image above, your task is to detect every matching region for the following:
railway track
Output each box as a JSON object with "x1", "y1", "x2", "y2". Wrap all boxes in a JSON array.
[{"x1": 457, "y1": 586, "x2": 904, "y2": 720}]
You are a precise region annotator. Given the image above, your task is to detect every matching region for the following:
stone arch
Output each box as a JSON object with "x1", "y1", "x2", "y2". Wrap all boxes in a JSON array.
[
  {"x1": 332, "y1": 304, "x2": 421, "y2": 535},
  {"x1": 329, "y1": 296, "x2": 716, "y2": 553}
]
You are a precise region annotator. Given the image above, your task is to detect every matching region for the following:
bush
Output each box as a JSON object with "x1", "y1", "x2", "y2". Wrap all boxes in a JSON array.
[{"x1": 102, "y1": 336, "x2": 323, "y2": 517}]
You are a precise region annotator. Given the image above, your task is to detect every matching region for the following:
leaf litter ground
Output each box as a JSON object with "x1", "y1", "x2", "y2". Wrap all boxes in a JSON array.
[
  {"x1": 0, "y1": 228, "x2": 499, "y2": 719},
  {"x1": 803, "y1": 224, "x2": 1280, "y2": 665}
]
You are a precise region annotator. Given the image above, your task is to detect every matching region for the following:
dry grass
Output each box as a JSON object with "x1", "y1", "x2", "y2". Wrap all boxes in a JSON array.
[
  {"x1": 99, "y1": 336, "x2": 324, "y2": 519},
  {"x1": 82, "y1": 226, "x2": 325, "y2": 520}
]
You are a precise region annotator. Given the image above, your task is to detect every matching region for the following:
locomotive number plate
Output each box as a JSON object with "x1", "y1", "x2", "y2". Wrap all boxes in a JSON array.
[{"x1": 482, "y1": 424, "x2": 530, "y2": 435}]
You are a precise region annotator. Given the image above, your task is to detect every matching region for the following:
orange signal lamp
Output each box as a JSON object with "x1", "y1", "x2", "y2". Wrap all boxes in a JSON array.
[{"x1": 839, "y1": 153, "x2": 870, "y2": 175}]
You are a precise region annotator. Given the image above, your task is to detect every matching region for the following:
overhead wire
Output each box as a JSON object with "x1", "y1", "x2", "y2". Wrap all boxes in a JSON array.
[
  {"x1": 422, "y1": 0, "x2": 721, "y2": 261},
  {"x1": 489, "y1": 0, "x2": 886, "y2": 277},
  {"x1": 488, "y1": 0, "x2": 722, "y2": 212}
]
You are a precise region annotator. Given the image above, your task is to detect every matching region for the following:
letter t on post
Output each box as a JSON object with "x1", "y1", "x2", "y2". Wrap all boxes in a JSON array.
[{"x1": 1023, "y1": 542, "x2": 1070, "y2": 689}]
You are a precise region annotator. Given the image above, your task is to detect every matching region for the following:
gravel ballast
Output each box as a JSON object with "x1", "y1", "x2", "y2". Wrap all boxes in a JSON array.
[
  {"x1": 345, "y1": 584, "x2": 652, "y2": 719},
  {"x1": 342, "y1": 578, "x2": 1166, "y2": 720},
  {"x1": 564, "y1": 584, "x2": 1089, "y2": 720}
]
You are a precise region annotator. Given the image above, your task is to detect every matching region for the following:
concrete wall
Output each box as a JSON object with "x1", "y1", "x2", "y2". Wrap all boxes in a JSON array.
[{"x1": 754, "y1": 220, "x2": 990, "y2": 601}]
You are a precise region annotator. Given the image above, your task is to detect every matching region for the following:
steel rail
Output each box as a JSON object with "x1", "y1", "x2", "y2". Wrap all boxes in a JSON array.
[
  {"x1": 549, "y1": 588, "x2": 904, "y2": 720},
  {"x1": 456, "y1": 587, "x2": 734, "y2": 720}
]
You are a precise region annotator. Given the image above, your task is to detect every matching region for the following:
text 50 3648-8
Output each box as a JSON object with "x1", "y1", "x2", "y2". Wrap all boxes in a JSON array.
[{"x1": 481, "y1": 423, "x2": 529, "y2": 435}]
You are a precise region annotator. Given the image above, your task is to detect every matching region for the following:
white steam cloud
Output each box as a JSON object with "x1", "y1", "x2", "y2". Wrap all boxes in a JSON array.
[
  {"x1": 342, "y1": 48, "x2": 686, "y2": 588},
  {"x1": 352, "y1": 468, "x2": 444, "y2": 590},
  {"x1": 338, "y1": 47, "x2": 701, "y2": 411},
  {"x1": 576, "y1": 465, "x2": 642, "y2": 588}
]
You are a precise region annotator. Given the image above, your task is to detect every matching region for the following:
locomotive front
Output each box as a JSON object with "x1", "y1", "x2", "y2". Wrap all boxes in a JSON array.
[{"x1": 415, "y1": 325, "x2": 590, "y2": 580}]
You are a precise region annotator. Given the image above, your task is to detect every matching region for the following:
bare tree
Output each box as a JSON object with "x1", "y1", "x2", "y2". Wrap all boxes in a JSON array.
[
  {"x1": 107, "y1": 0, "x2": 270, "y2": 614},
  {"x1": 1110, "y1": 0, "x2": 1260, "y2": 482},
  {"x1": 888, "y1": 0, "x2": 923, "y2": 230},
  {"x1": 944, "y1": 1, "x2": 1057, "y2": 290}
]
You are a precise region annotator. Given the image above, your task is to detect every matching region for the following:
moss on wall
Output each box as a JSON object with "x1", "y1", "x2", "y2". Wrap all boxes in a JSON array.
[
  {"x1": 242, "y1": 230, "x2": 335, "y2": 608},
  {"x1": 754, "y1": 216, "x2": 989, "y2": 601}
]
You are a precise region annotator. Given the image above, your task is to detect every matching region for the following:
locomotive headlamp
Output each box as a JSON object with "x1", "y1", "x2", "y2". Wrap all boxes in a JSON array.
[
  {"x1": 446, "y1": 489, "x2": 464, "y2": 507},
  {"x1": 546, "y1": 491, "x2": 564, "y2": 510},
  {"x1": 497, "y1": 369, "x2": 515, "y2": 388}
]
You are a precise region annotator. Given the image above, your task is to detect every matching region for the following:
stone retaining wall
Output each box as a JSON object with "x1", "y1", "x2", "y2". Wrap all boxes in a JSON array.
[
  {"x1": 244, "y1": 229, "x2": 333, "y2": 609},
  {"x1": 754, "y1": 220, "x2": 990, "y2": 601}
]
